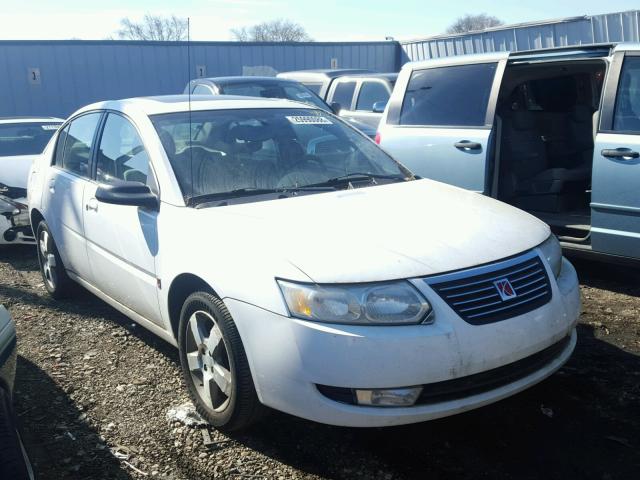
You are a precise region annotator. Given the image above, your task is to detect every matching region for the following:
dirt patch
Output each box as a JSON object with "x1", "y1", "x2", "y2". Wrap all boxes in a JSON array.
[{"x1": 1, "y1": 246, "x2": 639, "y2": 479}]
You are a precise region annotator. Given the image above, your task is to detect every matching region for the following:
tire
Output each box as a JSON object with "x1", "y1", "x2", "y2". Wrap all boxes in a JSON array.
[
  {"x1": 36, "y1": 221, "x2": 74, "y2": 299},
  {"x1": 178, "y1": 292, "x2": 265, "y2": 431},
  {"x1": 0, "y1": 390, "x2": 33, "y2": 480}
]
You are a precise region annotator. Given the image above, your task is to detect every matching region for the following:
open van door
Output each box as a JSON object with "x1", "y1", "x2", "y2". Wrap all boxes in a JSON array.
[
  {"x1": 379, "y1": 52, "x2": 508, "y2": 193},
  {"x1": 591, "y1": 45, "x2": 640, "y2": 260}
]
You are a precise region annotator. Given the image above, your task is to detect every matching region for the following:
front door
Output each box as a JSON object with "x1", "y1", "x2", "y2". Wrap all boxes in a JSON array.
[
  {"x1": 83, "y1": 112, "x2": 163, "y2": 324},
  {"x1": 591, "y1": 48, "x2": 640, "y2": 259},
  {"x1": 379, "y1": 53, "x2": 508, "y2": 193}
]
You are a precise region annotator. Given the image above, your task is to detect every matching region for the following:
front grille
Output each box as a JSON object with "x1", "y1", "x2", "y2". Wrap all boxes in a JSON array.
[{"x1": 427, "y1": 251, "x2": 552, "y2": 325}]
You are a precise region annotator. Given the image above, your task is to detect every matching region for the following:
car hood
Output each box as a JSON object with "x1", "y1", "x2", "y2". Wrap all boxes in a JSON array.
[
  {"x1": 207, "y1": 179, "x2": 551, "y2": 283},
  {"x1": 0, "y1": 154, "x2": 38, "y2": 189}
]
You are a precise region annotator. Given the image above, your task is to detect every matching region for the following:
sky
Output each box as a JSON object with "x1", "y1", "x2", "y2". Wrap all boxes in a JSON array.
[{"x1": 0, "y1": 0, "x2": 639, "y2": 41}]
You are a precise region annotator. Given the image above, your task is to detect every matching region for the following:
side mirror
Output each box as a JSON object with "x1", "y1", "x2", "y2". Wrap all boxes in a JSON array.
[
  {"x1": 95, "y1": 182, "x2": 159, "y2": 210},
  {"x1": 372, "y1": 101, "x2": 387, "y2": 114},
  {"x1": 330, "y1": 102, "x2": 342, "y2": 114}
]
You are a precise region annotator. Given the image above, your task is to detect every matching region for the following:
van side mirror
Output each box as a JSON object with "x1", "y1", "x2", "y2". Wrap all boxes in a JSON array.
[
  {"x1": 330, "y1": 102, "x2": 342, "y2": 114},
  {"x1": 372, "y1": 101, "x2": 387, "y2": 114},
  {"x1": 95, "y1": 182, "x2": 159, "y2": 210}
]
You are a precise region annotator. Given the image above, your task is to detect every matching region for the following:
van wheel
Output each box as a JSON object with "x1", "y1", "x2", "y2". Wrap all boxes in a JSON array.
[
  {"x1": 36, "y1": 221, "x2": 73, "y2": 299},
  {"x1": 178, "y1": 292, "x2": 264, "y2": 431}
]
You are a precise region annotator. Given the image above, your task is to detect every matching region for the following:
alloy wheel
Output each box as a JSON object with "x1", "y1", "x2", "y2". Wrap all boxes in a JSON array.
[
  {"x1": 38, "y1": 229, "x2": 57, "y2": 290},
  {"x1": 185, "y1": 310, "x2": 233, "y2": 412}
]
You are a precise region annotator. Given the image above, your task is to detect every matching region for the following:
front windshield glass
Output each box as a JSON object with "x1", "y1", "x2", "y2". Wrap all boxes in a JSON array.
[
  {"x1": 0, "y1": 122, "x2": 61, "y2": 156},
  {"x1": 151, "y1": 108, "x2": 410, "y2": 204},
  {"x1": 221, "y1": 82, "x2": 329, "y2": 111}
]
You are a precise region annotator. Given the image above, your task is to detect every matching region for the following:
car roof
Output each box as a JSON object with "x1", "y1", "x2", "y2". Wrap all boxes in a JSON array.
[
  {"x1": 278, "y1": 69, "x2": 375, "y2": 80},
  {"x1": 334, "y1": 73, "x2": 398, "y2": 81},
  {"x1": 0, "y1": 116, "x2": 64, "y2": 124},
  {"x1": 74, "y1": 95, "x2": 318, "y2": 117},
  {"x1": 196, "y1": 76, "x2": 299, "y2": 86}
]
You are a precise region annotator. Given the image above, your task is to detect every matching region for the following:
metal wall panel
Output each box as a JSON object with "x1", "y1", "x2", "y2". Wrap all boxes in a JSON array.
[
  {"x1": 0, "y1": 40, "x2": 398, "y2": 117},
  {"x1": 400, "y1": 10, "x2": 640, "y2": 63}
]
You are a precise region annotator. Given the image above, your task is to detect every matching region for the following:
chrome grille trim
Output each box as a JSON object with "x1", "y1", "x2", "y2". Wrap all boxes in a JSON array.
[{"x1": 424, "y1": 250, "x2": 552, "y2": 325}]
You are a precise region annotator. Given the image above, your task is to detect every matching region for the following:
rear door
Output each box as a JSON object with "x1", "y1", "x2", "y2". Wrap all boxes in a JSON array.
[
  {"x1": 379, "y1": 53, "x2": 508, "y2": 193},
  {"x1": 591, "y1": 47, "x2": 640, "y2": 259}
]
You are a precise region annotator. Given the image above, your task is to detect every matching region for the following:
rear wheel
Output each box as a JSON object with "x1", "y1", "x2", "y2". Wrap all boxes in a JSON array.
[
  {"x1": 178, "y1": 292, "x2": 264, "y2": 431},
  {"x1": 36, "y1": 221, "x2": 73, "y2": 299}
]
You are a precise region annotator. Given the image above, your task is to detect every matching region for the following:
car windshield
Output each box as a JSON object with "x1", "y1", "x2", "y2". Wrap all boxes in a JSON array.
[
  {"x1": 221, "y1": 81, "x2": 330, "y2": 111},
  {"x1": 0, "y1": 122, "x2": 61, "y2": 156},
  {"x1": 151, "y1": 108, "x2": 411, "y2": 205}
]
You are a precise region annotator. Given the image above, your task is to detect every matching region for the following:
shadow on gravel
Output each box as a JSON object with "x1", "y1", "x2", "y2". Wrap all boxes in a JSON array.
[
  {"x1": 0, "y1": 245, "x2": 38, "y2": 272},
  {"x1": 228, "y1": 324, "x2": 640, "y2": 480},
  {"x1": 569, "y1": 255, "x2": 640, "y2": 297},
  {"x1": 14, "y1": 356, "x2": 132, "y2": 480}
]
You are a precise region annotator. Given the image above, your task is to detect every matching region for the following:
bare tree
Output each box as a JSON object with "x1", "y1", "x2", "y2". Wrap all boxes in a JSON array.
[
  {"x1": 231, "y1": 18, "x2": 312, "y2": 42},
  {"x1": 117, "y1": 14, "x2": 188, "y2": 41},
  {"x1": 446, "y1": 13, "x2": 504, "y2": 34}
]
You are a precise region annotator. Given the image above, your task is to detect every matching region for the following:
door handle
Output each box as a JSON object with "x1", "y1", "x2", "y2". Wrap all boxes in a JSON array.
[
  {"x1": 85, "y1": 198, "x2": 99, "y2": 212},
  {"x1": 601, "y1": 148, "x2": 639, "y2": 160},
  {"x1": 454, "y1": 141, "x2": 482, "y2": 150},
  {"x1": 48, "y1": 178, "x2": 55, "y2": 194}
]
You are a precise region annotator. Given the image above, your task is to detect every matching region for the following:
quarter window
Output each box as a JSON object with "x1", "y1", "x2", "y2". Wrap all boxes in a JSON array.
[
  {"x1": 356, "y1": 82, "x2": 390, "y2": 111},
  {"x1": 53, "y1": 125, "x2": 69, "y2": 167},
  {"x1": 331, "y1": 81, "x2": 356, "y2": 110},
  {"x1": 399, "y1": 63, "x2": 497, "y2": 127},
  {"x1": 96, "y1": 113, "x2": 150, "y2": 185},
  {"x1": 613, "y1": 57, "x2": 640, "y2": 133},
  {"x1": 61, "y1": 113, "x2": 101, "y2": 177}
]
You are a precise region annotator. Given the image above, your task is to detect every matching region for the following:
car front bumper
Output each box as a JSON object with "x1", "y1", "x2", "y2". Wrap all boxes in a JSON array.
[{"x1": 225, "y1": 256, "x2": 580, "y2": 427}]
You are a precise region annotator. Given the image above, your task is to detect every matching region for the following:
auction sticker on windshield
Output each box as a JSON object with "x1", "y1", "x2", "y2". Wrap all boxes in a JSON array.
[{"x1": 286, "y1": 116, "x2": 333, "y2": 125}]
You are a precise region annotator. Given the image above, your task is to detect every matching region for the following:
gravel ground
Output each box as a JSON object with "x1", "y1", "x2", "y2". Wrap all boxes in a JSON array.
[{"x1": 1, "y1": 245, "x2": 639, "y2": 480}]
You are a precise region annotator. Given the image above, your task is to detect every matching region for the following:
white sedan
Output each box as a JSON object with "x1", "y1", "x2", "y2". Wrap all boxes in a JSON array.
[
  {"x1": 28, "y1": 96, "x2": 580, "y2": 430},
  {"x1": 0, "y1": 117, "x2": 63, "y2": 245}
]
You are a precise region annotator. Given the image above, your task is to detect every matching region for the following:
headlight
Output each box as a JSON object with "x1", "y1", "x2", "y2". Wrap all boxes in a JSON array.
[
  {"x1": 277, "y1": 280, "x2": 432, "y2": 325},
  {"x1": 538, "y1": 234, "x2": 562, "y2": 279}
]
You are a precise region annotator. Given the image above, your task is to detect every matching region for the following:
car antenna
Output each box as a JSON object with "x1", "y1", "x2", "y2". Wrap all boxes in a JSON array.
[{"x1": 187, "y1": 17, "x2": 194, "y2": 202}]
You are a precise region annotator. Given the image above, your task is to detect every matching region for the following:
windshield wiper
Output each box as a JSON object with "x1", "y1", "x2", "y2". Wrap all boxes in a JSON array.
[
  {"x1": 304, "y1": 172, "x2": 410, "y2": 189},
  {"x1": 187, "y1": 186, "x2": 336, "y2": 207}
]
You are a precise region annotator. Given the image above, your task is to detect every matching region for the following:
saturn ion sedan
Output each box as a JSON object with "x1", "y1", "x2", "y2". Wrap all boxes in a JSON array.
[{"x1": 27, "y1": 95, "x2": 580, "y2": 430}]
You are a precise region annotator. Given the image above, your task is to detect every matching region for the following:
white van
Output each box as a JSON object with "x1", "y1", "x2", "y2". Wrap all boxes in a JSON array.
[{"x1": 377, "y1": 44, "x2": 640, "y2": 264}]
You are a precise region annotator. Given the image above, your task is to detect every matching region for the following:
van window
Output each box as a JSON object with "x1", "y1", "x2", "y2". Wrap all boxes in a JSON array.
[
  {"x1": 61, "y1": 113, "x2": 101, "y2": 177},
  {"x1": 613, "y1": 57, "x2": 640, "y2": 133},
  {"x1": 193, "y1": 84, "x2": 213, "y2": 95},
  {"x1": 331, "y1": 81, "x2": 356, "y2": 109},
  {"x1": 356, "y1": 81, "x2": 390, "y2": 111},
  {"x1": 400, "y1": 63, "x2": 497, "y2": 127}
]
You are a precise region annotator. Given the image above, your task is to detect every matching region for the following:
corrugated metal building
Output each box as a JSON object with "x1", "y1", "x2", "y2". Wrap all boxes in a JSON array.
[
  {"x1": 2, "y1": 10, "x2": 640, "y2": 118},
  {"x1": 0, "y1": 40, "x2": 399, "y2": 117},
  {"x1": 400, "y1": 10, "x2": 640, "y2": 62}
]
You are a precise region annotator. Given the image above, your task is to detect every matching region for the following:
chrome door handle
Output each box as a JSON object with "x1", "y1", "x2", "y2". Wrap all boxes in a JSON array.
[
  {"x1": 85, "y1": 198, "x2": 99, "y2": 212},
  {"x1": 48, "y1": 179, "x2": 55, "y2": 194},
  {"x1": 454, "y1": 141, "x2": 482, "y2": 150},
  {"x1": 601, "y1": 148, "x2": 639, "y2": 160}
]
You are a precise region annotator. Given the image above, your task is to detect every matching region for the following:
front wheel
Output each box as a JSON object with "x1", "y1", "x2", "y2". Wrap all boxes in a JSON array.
[
  {"x1": 178, "y1": 292, "x2": 265, "y2": 431},
  {"x1": 36, "y1": 221, "x2": 74, "y2": 299}
]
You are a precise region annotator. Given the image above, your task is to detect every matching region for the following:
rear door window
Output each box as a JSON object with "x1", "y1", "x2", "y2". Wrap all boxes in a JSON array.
[
  {"x1": 613, "y1": 56, "x2": 640, "y2": 133},
  {"x1": 400, "y1": 63, "x2": 497, "y2": 127},
  {"x1": 53, "y1": 125, "x2": 69, "y2": 166},
  {"x1": 61, "y1": 113, "x2": 101, "y2": 177},
  {"x1": 356, "y1": 81, "x2": 390, "y2": 111},
  {"x1": 331, "y1": 81, "x2": 356, "y2": 110}
]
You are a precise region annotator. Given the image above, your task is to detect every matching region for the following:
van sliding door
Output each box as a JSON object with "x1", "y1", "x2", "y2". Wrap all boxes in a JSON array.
[
  {"x1": 591, "y1": 46, "x2": 640, "y2": 260},
  {"x1": 381, "y1": 52, "x2": 508, "y2": 193}
]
